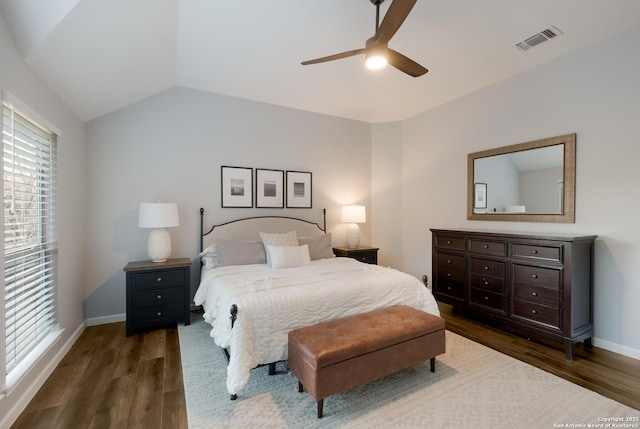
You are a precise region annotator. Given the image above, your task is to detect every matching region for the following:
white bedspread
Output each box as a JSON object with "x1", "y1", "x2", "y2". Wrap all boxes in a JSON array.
[{"x1": 193, "y1": 257, "x2": 440, "y2": 395}]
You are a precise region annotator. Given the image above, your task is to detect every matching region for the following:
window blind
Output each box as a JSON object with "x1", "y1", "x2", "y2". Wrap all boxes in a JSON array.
[{"x1": 2, "y1": 101, "x2": 58, "y2": 375}]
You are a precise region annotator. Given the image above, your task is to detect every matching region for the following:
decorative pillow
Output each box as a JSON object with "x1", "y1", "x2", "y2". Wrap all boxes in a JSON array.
[
  {"x1": 259, "y1": 231, "x2": 298, "y2": 265},
  {"x1": 199, "y1": 239, "x2": 266, "y2": 268},
  {"x1": 298, "y1": 233, "x2": 334, "y2": 260},
  {"x1": 267, "y1": 245, "x2": 311, "y2": 269}
]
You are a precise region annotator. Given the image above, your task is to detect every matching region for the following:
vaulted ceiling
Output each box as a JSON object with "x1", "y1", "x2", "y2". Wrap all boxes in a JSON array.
[{"x1": 2, "y1": 0, "x2": 640, "y2": 123}]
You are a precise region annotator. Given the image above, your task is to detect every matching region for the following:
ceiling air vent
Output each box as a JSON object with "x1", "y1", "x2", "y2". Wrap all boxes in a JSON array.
[{"x1": 516, "y1": 26, "x2": 562, "y2": 51}]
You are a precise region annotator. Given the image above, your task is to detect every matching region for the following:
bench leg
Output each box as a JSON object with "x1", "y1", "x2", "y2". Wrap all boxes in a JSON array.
[
  {"x1": 430, "y1": 357, "x2": 436, "y2": 372},
  {"x1": 317, "y1": 399, "x2": 324, "y2": 418},
  {"x1": 298, "y1": 381, "x2": 303, "y2": 392},
  {"x1": 268, "y1": 362, "x2": 276, "y2": 375}
]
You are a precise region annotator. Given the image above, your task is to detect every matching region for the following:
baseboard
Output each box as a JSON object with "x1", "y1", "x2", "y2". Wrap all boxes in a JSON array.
[
  {"x1": 1, "y1": 321, "x2": 85, "y2": 429},
  {"x1": 86, "y1": 313, "x2": 125, "y2": 326},
  {"x1": 593, "y1": 337, "x2": 640, "y2": 360}
]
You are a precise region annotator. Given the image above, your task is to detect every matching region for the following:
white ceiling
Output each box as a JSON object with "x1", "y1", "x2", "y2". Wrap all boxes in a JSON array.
[{"x1": 2, "y1": 0, "x2": 640, "y2": 123}]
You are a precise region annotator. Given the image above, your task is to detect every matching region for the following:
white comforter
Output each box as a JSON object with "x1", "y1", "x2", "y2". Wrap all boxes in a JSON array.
[{"x1": 193, "y1": 257, "x2": 440, "y2": 395}]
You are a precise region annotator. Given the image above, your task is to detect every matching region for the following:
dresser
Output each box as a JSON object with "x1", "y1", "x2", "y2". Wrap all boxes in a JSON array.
[
  {"x1": 431, "y1": 229, "x2": 596, "y2": 360},
  {"x1": 124, "y1": 258, "x2": 191, "y2": 336},
  {"x1": 333, "y1": 246, "x2": 379, "y2": 264}
]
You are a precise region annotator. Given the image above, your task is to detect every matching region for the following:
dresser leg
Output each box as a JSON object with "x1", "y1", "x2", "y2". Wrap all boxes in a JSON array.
[
  {"x1": 563, "y1": 339, "x2": 574, "y2": 361},
  {"x1": 583, "y1": 337, "x2": 593, "y2": 349}
]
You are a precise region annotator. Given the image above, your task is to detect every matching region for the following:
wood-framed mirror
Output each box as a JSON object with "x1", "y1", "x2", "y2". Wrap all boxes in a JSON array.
[{"x1": 467, "y1": 133, "x2": 576, "y2": 223}]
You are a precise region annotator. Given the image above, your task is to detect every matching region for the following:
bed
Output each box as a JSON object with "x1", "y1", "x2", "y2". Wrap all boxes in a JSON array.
[{"x1": 193, "y1": 208, "x2": 440, "y2": 399}]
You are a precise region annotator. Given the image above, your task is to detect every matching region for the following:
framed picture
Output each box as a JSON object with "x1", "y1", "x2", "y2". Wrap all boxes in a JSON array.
[
  {"x1": 286, "y1": 171, "x2": 312, "y2": 208},
  {"x1": 474, "y1": 182, "x2": 487, "y2": 209},
  {"x1": 256, "y1": 168, "x2": 284, "y2": 208},
  {"x1": 221, "y1": 166, "x2": 253, "y2": 208}
]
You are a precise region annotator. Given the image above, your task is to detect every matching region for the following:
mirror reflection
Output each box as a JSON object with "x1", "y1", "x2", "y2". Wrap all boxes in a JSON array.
[
  {"x1": 474, "y1": 144, "x2": 564, "y2": 214},
  {"x1": 467, "y1": 133, "x2": 576, "y2": 223}
]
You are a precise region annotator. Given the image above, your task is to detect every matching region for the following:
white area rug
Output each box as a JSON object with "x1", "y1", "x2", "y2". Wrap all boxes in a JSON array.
[{"x1": 179, "y1": 317, "x2": 638, "y2": 428}]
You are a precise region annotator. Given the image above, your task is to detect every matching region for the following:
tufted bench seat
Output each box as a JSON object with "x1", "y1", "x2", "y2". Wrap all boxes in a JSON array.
[{"x1": 288, "y1": 305, "x2": 445, "y2": 418}]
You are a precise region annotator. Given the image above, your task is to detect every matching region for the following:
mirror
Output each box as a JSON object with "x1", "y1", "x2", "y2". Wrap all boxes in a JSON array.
[{"x1": 467, "y1": 133, "x2": 575, "y2": 223}]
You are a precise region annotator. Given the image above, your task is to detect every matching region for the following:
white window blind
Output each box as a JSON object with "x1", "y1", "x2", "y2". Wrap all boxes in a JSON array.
[{"x1": 2, "y1": 101, "x2": 58, "y2": 375}]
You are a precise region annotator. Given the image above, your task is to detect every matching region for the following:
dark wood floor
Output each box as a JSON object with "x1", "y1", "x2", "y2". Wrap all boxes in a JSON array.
[
  {"x1": 11, "y1": 305, "x2": 640, "y2": 428},
  {"x1": 11, "y1": 322, "x2": 187, "y2": 429}
]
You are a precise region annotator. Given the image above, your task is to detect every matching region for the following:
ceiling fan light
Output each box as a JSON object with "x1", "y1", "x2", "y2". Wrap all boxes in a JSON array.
[{"x1": 366, "y1": 54, "x2": 387, "y2": 69}]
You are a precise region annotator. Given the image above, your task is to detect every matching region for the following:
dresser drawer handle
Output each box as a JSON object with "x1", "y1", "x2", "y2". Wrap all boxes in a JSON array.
[
  {"x1": 447, "y1": 286, "x2": 452, "y2": 290},
  {"x1": 156, "y1": 294, "x2": 163, "y2": 300},
  {"x1": 156, "y1": 311, "x2": 163, "y2": 317},
  {"x1": 532, "y1": 250, "x2": 538, "y2": 254},
  {"x1": 484, "y1": 296, "x2": 489, "y2": 300},
  {"x1": 483, "y1": 266, "x2": 489, "y2": 270},
  {"x1": 531, "y1": 292, "x2": 538, "y2": 297},
  {"x1": 447, "y1": 240, "x2": 452, "y2": 245},
  {"x1": 156, "y1": 277, "x2": 163, "y2": 282},
  {"x1": 484, "y1": 280, "x2": 489, "y2": 285},
  {"x1": 532, "y1": 274, "x2": 538, "y2": 279},
  {"x1": 531, "y1": 309, "x2": 537, "y2": 314},
  {"x1": 447, "y1": 259, "x2": 452, "y2": 264},
  {"x1": 447, "y1": 273, "x2": 452, "y2": 277},
  {"x1": 483, "y1": 245, "x2": 489, "y2": 249}
]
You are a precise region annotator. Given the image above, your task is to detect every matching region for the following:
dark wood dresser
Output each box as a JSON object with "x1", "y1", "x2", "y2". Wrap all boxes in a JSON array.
[
  {"x1": 124, "y1": 258, "x2": 191, "y2": 336},
  {"x1": 430, "y1": 229, "x2": 596, "y2": 360}
]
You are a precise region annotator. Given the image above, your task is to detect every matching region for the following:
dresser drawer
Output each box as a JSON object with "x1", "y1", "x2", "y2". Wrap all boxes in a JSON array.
[
  {"x1": 468, "y1": 239, "x2": 507, "y2": 257},
  {"x1": 132, "y1": 304, "x2": 185, "y2": 327},
  {"x1": 512, "y1": 264, "x2": 561, "y2": 289},
  {"x1": 512, "y1": 299, "x2": 561, "y2": 329},
  {"x1": 133, "y1": 287, "x2": 184, "y2": 309},
  {"x1": 470, "y1": 288, "x2": 505, "y2": 312},
  {"x1": 512, "y1": 242, "x2": 563, "y2": 263},
  {"x1": 434, "y1": 281, "x2": 465, "y2": 301},
  {"x1": 436, "y1": 252, "x2": 466, "y2": 271},
  {"x1": 512, "y1": 283, "x2": 560, "y2": 308},
  {"x1": 470, "y1": 273, "x2": 505, "y2": 294},
  {"x1": 133, "y1": 269, "x2": 186, "y2": 290},
  {"x1": 434, "y1": 235, "x2": 465, "y2": 251},
  {"x1": 470, "y1": 258, "x2": 506, "y2": 278}
]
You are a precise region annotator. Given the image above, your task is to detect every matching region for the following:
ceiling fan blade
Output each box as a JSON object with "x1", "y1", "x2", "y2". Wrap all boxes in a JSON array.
[
  {"x1": 375, "y1": 0, "x2": 417, "y2": 44},
  {"x1": 301, "y1": 49, "x2": 366, "y2": 65},
  {"x1": 387, "y1": 48, "x2": 428, "y2": 77}
]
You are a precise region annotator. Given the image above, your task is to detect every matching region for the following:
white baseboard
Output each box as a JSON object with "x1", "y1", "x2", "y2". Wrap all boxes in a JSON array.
[
  {"x1": 593, "y1": 337, "x2": 640, "y2": 360},
  {"x1": 86, "y1": 313, "x2": 125, "y2": 326},
  {"x1": 1, "y1": 322, "x2": 85, "y2": 429}
]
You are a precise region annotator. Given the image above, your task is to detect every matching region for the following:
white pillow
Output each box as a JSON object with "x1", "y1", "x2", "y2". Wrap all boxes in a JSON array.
[
  {"x1": 267, "y1": 245, "x2": 311, "y2": 269},
  {"x1": 259, "y1": 231, "x2": 298, "y2": 265}
]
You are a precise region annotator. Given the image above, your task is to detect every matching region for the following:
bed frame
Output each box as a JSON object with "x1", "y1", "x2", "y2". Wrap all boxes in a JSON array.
[{"x1": 198, "y1": 208, "x2": 327, "y2": 399}]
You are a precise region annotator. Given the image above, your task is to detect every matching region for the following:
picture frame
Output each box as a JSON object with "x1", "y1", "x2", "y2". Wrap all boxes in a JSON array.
[
  {"x1": 474, "y1": 182, "x2": 487, "y2": 209},
  {"x1": 221, "y1": 166, "x2": 253, "y2": 208},
  {"x1": 286, "y1": 171, "x2": 312, "y2": 208},
  {"x1": 256, "y1": 168, "x2": 284, "y2": 208}
]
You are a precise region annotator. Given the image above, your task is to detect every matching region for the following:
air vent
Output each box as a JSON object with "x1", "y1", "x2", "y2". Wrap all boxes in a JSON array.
[{"x1": 516, "y1": 26, "x2": 562, "y2": 51}]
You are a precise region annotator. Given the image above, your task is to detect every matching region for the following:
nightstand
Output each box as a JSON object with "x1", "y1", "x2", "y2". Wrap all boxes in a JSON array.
[
  {"x1": 124, "y1": 258, "x2": 191, "y2": 336},
  {"x1": 333, "y1": 246, "x2": 379, "y2": 265}
]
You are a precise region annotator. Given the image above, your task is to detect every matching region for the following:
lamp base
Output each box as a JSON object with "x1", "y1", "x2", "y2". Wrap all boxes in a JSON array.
[
  {"x1": 148, "y1": 228, "x2": 172, "y2": 262},
  {"x1": 346, "y1": 223, "x2": 360, "y2": 249}
]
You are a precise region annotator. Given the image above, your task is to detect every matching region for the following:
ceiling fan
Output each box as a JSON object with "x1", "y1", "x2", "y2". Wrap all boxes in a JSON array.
[{"x1": 301, "y1": 0, "x2": 428, "y2": 77}]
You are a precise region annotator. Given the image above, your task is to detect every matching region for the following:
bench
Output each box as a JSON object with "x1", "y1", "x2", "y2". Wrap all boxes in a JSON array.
[{"x1": 288, "y1": 305, "x2": 446, "y2": 418}]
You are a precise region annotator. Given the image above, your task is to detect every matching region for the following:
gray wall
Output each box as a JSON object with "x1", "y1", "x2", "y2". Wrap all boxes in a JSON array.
[
  {"x1": 84, "y1": 87, "x2": 372, "y2": 322},
  {"x1": 373, "y1": 26, "x2": 640, "y2": 359}
]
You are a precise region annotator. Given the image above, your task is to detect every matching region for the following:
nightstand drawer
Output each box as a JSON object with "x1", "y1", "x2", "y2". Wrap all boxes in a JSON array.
[
  {"x1": 133, "y1": 269, "x2": 186, "y2": 290},
  {"x1": 133, "y1": 287, "x2": 184, "y2": 309},
  {"x1": 132, "y1": 304, "x2": 185, "y2": 327},
  {"x1": 332, "y1": 246, "x2": 378, "y2": 265}
]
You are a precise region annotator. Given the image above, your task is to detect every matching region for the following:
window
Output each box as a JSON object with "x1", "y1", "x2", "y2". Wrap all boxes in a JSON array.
[{"x1": 2, "y1": 100, "x2": 58, "y2": 379}]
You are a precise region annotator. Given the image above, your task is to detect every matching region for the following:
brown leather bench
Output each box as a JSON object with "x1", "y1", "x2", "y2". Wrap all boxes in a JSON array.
[{"x1": 288, "y1": 305, "x2": 446, "y2": 418}]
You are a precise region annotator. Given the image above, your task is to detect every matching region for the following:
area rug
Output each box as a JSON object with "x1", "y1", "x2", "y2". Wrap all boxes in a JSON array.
[{"x1": 178, "y1": 317, "x2": 638, "y2": 428}]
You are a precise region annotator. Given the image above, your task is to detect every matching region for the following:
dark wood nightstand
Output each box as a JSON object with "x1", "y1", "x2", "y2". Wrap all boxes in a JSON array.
[
  {"x1": 333, "y1": 246, "x2": 379, "y2": 265},
  {"x1": 124, "y1": 258, "x2": 191, "y2": 336}
]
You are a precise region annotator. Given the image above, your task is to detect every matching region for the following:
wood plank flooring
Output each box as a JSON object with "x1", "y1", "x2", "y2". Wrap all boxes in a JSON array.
[{"x1": 11, "y1": 305, "x2": 640, "y2": 428}]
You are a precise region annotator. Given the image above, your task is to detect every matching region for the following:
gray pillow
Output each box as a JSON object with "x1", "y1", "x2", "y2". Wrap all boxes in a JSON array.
[
  {"x1": 298, "y1": 233, "x2": 334, "y2": 260},
  {"x1": 200, "y1": 239, "x2": 266, "y2": 268}
]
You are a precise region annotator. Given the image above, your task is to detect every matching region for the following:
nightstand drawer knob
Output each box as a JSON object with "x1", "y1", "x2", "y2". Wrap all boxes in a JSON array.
[
  {"x1": 156, "y1": 294, "x2": 162, "y2": 300},
  {"x1": 157, "y1": 311, "x2": 163, "y2": 317},
  {"x1": 531, "y1": 309, "x2": 538, "y2": 314},
  {"x1": 532, "y1": 292, "x2": 538, "y2": 297},
  {"x1": 532, "y1": 274, "x2": 538, "y2": 279},
  {"x1": 532, "y1": 250, "x2": 538, "y2": 254},
  {"x1": 156, "y1": 277, "x2": 163, "y2": 282},
  {"x1": 484, "y1": 245, "x2": 489, "y2": 249}
]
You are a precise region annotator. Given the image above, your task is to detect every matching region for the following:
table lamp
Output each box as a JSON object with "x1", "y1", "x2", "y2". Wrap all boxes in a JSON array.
[{"x1": 138, "y1": 203, "x2": 179, "y2": 262}]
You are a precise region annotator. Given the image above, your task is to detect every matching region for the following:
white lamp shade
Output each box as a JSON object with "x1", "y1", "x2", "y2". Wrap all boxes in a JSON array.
[
  {"x1": 138, "y1": 203, "x2": 179, "y2": 228},
  {"x1": 139, "y1": 203, "x2": 179, "y2": 262},
  {"x1": 341, "y1": 205, "x2": 366, "y2": 224}
]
